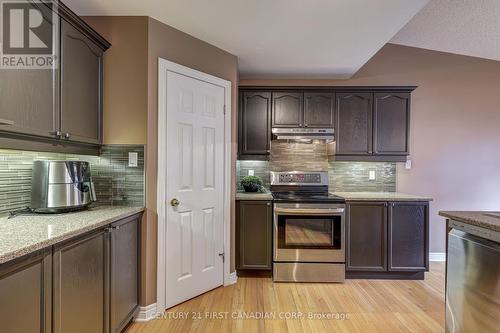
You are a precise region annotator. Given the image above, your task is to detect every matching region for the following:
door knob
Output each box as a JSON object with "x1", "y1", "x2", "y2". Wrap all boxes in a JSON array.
[{"x1": 170, "y1": 198, "x2": 180, "y2": 207}]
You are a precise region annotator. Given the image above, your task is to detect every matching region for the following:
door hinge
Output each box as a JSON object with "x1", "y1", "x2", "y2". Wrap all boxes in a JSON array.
[{"x1": 219, "y1": 252, "x2": 225, "y2": 262}]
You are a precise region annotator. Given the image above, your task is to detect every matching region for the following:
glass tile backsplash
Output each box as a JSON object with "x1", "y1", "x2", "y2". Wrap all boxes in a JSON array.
[
  {"x1": 236, "y1": 142, "x2": 396, "y2": 192},
  {"x1": 0, "y1": 145, "x2": 145, "y2": 214}
]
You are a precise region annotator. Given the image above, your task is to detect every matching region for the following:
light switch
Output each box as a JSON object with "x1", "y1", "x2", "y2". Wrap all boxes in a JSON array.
[
  {"x1": 248, "y1": 170, "x2": 254, "y2": 176},
  {"x1": 405, "y1": 159, "x2": 412, "y2": 170},
  {"x1": 128, "y1": 152, "x2": 138, "y2": 167},
  {"x1": 369, "y1": 170, "x2": 376, "y2": 180}
]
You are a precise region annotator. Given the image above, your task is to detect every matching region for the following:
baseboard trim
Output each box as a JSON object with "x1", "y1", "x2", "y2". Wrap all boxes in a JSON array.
[
  {"x1": 135, "y1": 303, "x2": 157, "y2": 322},
  {"x1": 429, "y1": 252, "x2": 446, "y2": 262},
  {"x1": 224, "y1": 271, "x2": 238, "y2": 286}
]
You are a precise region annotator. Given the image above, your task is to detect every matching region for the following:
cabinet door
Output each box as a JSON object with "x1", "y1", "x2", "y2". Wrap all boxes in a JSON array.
[
  {"x1": 373, "y1": 92, "x2": 410, "y2": 155},
  {"x1": 335, "y1": 92, "x2": 373, "y2": 155},
  {"x1": 239, "y1": 91, "x2": 271, "y2": 158},
  {"x1": 53, "y1": 230, "x2": 108, "y2": 333},
  {"x1": 236, "y1": 201, "x2": 273, "y2": 270},
  {"x1": 388, "y1": 202, "x2": 428, "y2": 271},
  {"x1": 110, "y1": 215, "x2": 140, "y2": 333},
  {"x1": 304, "y1": 92, "x2": 335, "y2": 128},
  {"x1": 0, "y1": 3, "x2": 57, "y2": 139},
  {"x1": 60, "y1": 19, "x2": 103, "y2": 144},
  {"x1": 0, "y1": 251, "x2": 52, "y2": 333},
  {"x1": 347, "y1": 202, "x2": 387, "y2": 271},
  {"x1": 272, "y1": 92, "x2": 303, "y2": 128}
]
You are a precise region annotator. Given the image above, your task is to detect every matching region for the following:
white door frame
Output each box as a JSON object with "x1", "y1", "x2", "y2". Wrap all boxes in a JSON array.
[{"x1": 156, "y1": 58, "x2": 233, "y2": 313}]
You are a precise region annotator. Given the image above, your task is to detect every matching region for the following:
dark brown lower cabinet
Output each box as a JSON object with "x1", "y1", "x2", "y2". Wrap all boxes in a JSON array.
[
  {"x1": 110, "y1": 215, "x2": 140, "y2": 333},
  {"x1": 347, "y1": 202, "x2": 388, "y2": 271},
  {"x1": 0, "y1": 250, "x2": 52, "y2": 333},
  {"x1": 0, "y1": 212, "x2": 142, "y2": 333},
  {"x1": 347, "y1": 201, "x2": 429, "y2": 279},
  {"x1": 388, "y1": 202, "x2": 429, "y2": 271},
  {"x1": 236, "y1": 200, "x2": 273, "y2": 272},
  {"x1": 53, "y1": 229, "x2": 109, "y2": 333}
]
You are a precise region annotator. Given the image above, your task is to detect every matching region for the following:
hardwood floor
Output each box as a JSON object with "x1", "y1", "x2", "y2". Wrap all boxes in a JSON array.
[{"x1": 127, "y1": 262, "x2": 445, "y2": 333}]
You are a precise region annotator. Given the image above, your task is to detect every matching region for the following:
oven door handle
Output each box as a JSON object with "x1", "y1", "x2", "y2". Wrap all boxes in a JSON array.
[{"x1": 275, "y1": 207, "x2": 345, "y2": 215}]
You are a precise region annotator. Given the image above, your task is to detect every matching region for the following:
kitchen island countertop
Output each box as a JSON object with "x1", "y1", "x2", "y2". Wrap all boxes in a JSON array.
[
  {"x1": 439, "y1": 211, "x2": 500, "y2": 233},
  {"x1": 0, "y1": 205, "x2": 144, "y2": 265}
]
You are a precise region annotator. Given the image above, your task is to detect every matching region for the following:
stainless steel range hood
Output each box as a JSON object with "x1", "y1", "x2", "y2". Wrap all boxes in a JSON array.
[{"x1": 272, "y1": 128, "x2": 334, "y2": 143}]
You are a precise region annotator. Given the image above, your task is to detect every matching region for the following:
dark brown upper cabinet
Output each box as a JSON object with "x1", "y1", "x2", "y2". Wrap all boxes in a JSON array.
[
  {"x1": 0, "y1": 3, "x2": 57, "y2": 140},
  {"x1": 373, "y1": 92, "x2": 410, "y2": 156},
  {"x1": 272, "y1": 92, "x2": 303, "y2": 127},
  {"x1": 335, "y1": 92, "x2": 373, "y2": 155},
  {"x1": 304, "y1": 92, "x2": 335, "y2": 128},
  {"x1": 0, "y1": 2, "x2": 110, "y2": 153},
  {"x1": 347, "y1": 202, "x2": 388, "y2": 272},
  {"x1": 60, "y1": 18, "x2": 104, "y2": 145},
  {"x1": 388, "y1": 202, "x2": 429, "y2": 272},
  {"x1": 238, "y1": 91, "x2": 272, "y2": 160},
  {"x1": 237, "y1": 87, "x2": 415, "y2": 162}
]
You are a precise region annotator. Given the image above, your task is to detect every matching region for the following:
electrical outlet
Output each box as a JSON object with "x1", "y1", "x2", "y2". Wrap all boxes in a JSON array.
[
  {"x1": 405, "y1": 159, "x2": 412, "y2": 170},
  {"x1": 369, "y1": 170, "x2": 376, "y2": 181},
  {"x1": 248, "y1": 170, "x2": 254, "y2": 176},
  {"x1": 128, "y1": 152, "x2": 138, "y2": 167}
]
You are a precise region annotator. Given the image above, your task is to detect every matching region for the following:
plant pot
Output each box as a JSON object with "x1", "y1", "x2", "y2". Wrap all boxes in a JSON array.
[{"x1": 243, "y1": 184, "x2": 260, "y2": 192}]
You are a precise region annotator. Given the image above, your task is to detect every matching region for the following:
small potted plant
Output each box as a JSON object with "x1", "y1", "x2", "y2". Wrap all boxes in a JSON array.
[{"x1": 240, "y1": 175, "x2": 263, "y2": 193}]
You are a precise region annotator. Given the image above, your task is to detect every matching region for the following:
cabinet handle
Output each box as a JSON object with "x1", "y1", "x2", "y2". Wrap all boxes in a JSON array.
[
  {"x1": 0, "y1": 118, "x2": 14, "y2": 126},
  {"x1": 64, "y1": 133, "x2": 71, "y2": 139},
  {"x1": 267, "y1": 202, "x2": 271, "y2": 206},
  {"x1": 51, "y1": 131, "x2": 62, "y2": 138}
]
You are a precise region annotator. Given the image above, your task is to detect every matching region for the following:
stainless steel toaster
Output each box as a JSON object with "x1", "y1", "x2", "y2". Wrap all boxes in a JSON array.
[{"x1": 31, "y1": 160, "x2": 97, "y2": 213}]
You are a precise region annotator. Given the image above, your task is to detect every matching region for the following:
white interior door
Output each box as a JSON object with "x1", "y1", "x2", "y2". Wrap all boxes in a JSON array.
[{"x1": 164, "y1": 71, "x2": 225, "y2": 308}]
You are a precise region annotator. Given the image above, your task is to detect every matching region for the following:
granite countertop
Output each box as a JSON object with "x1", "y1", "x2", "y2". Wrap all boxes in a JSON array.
[
  {"x1": 0, "y1": 205, "x2": 144, "y2": 265},
  {"x1": 439, "y1": 211, "x2": 500, "y2": 233},
  {"x1": 236, "y1": 191, "x2": 273, "y2": 201},
  {"x1": 332, "y1": 192, "x2": 433, "y2": 202}
]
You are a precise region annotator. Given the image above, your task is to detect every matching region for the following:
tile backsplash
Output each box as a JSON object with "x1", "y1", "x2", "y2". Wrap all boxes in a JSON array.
[
  {"x1": 269, "y1": 141, "x2": 328, "y2": 172},
  {"x1": 328, "y1": 162, "x2": 396, "y2": 192},
  {"x1": 236, "y1": 141, "x2": 396, "y2": 192},
  {"x1": 0, "y1": 145, "x2": 145, "y2": 214},
  {"x1": 236, "y1": 160, "x2": 270, "y2": 191}
]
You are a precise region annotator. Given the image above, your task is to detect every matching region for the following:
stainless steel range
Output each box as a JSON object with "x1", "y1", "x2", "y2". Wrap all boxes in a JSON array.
[{"x1": 271, "y1": 171, "x2": 346, "y2": 283}]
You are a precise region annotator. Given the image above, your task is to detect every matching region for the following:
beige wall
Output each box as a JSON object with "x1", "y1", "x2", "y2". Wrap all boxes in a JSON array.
[
  {"x1": 241, "y1": 43, "x2": 500, "y2": 254},
  {"x1": 83, "y1": 17, "x2": 148, "y2": 144},
  {"x1": 144, "y1": 18, "x2": 238, "y2": 306},
  {"x1": 85, "y1": 16, "x2": 238, "y2": 306}
]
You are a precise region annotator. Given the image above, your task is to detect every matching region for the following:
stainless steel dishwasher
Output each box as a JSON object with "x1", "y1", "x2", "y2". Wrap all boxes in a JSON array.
[{"x1": 446, "y1": 225, "x2": 500, "y2": 333}]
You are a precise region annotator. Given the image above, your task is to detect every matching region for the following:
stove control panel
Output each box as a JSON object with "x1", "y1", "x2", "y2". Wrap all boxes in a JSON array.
[
  {"x1": 271, "y1": 171, "x2": 328, "y2": 186},
  {"x1": 279, "y1": 173, "x2": 321, "y2": 183}
]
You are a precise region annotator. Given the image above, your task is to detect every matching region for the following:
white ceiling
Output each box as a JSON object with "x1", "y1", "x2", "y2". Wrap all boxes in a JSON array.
[
  {"x1": 64, "y1": 0, "x2": 429, "y2": 78},
  {"x1": 391, "y1": 0, "x2": 500, "y2": 61}
]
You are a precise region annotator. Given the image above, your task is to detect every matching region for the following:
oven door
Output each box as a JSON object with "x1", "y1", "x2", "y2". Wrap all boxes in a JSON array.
[{"x1": 274, "y1": 203, "x2": 345, "y2": 263}]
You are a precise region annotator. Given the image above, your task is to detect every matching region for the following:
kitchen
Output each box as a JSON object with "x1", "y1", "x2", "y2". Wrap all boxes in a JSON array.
[{"x1": 1, "y1": 1, "x2": 500, "y2": 332}]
